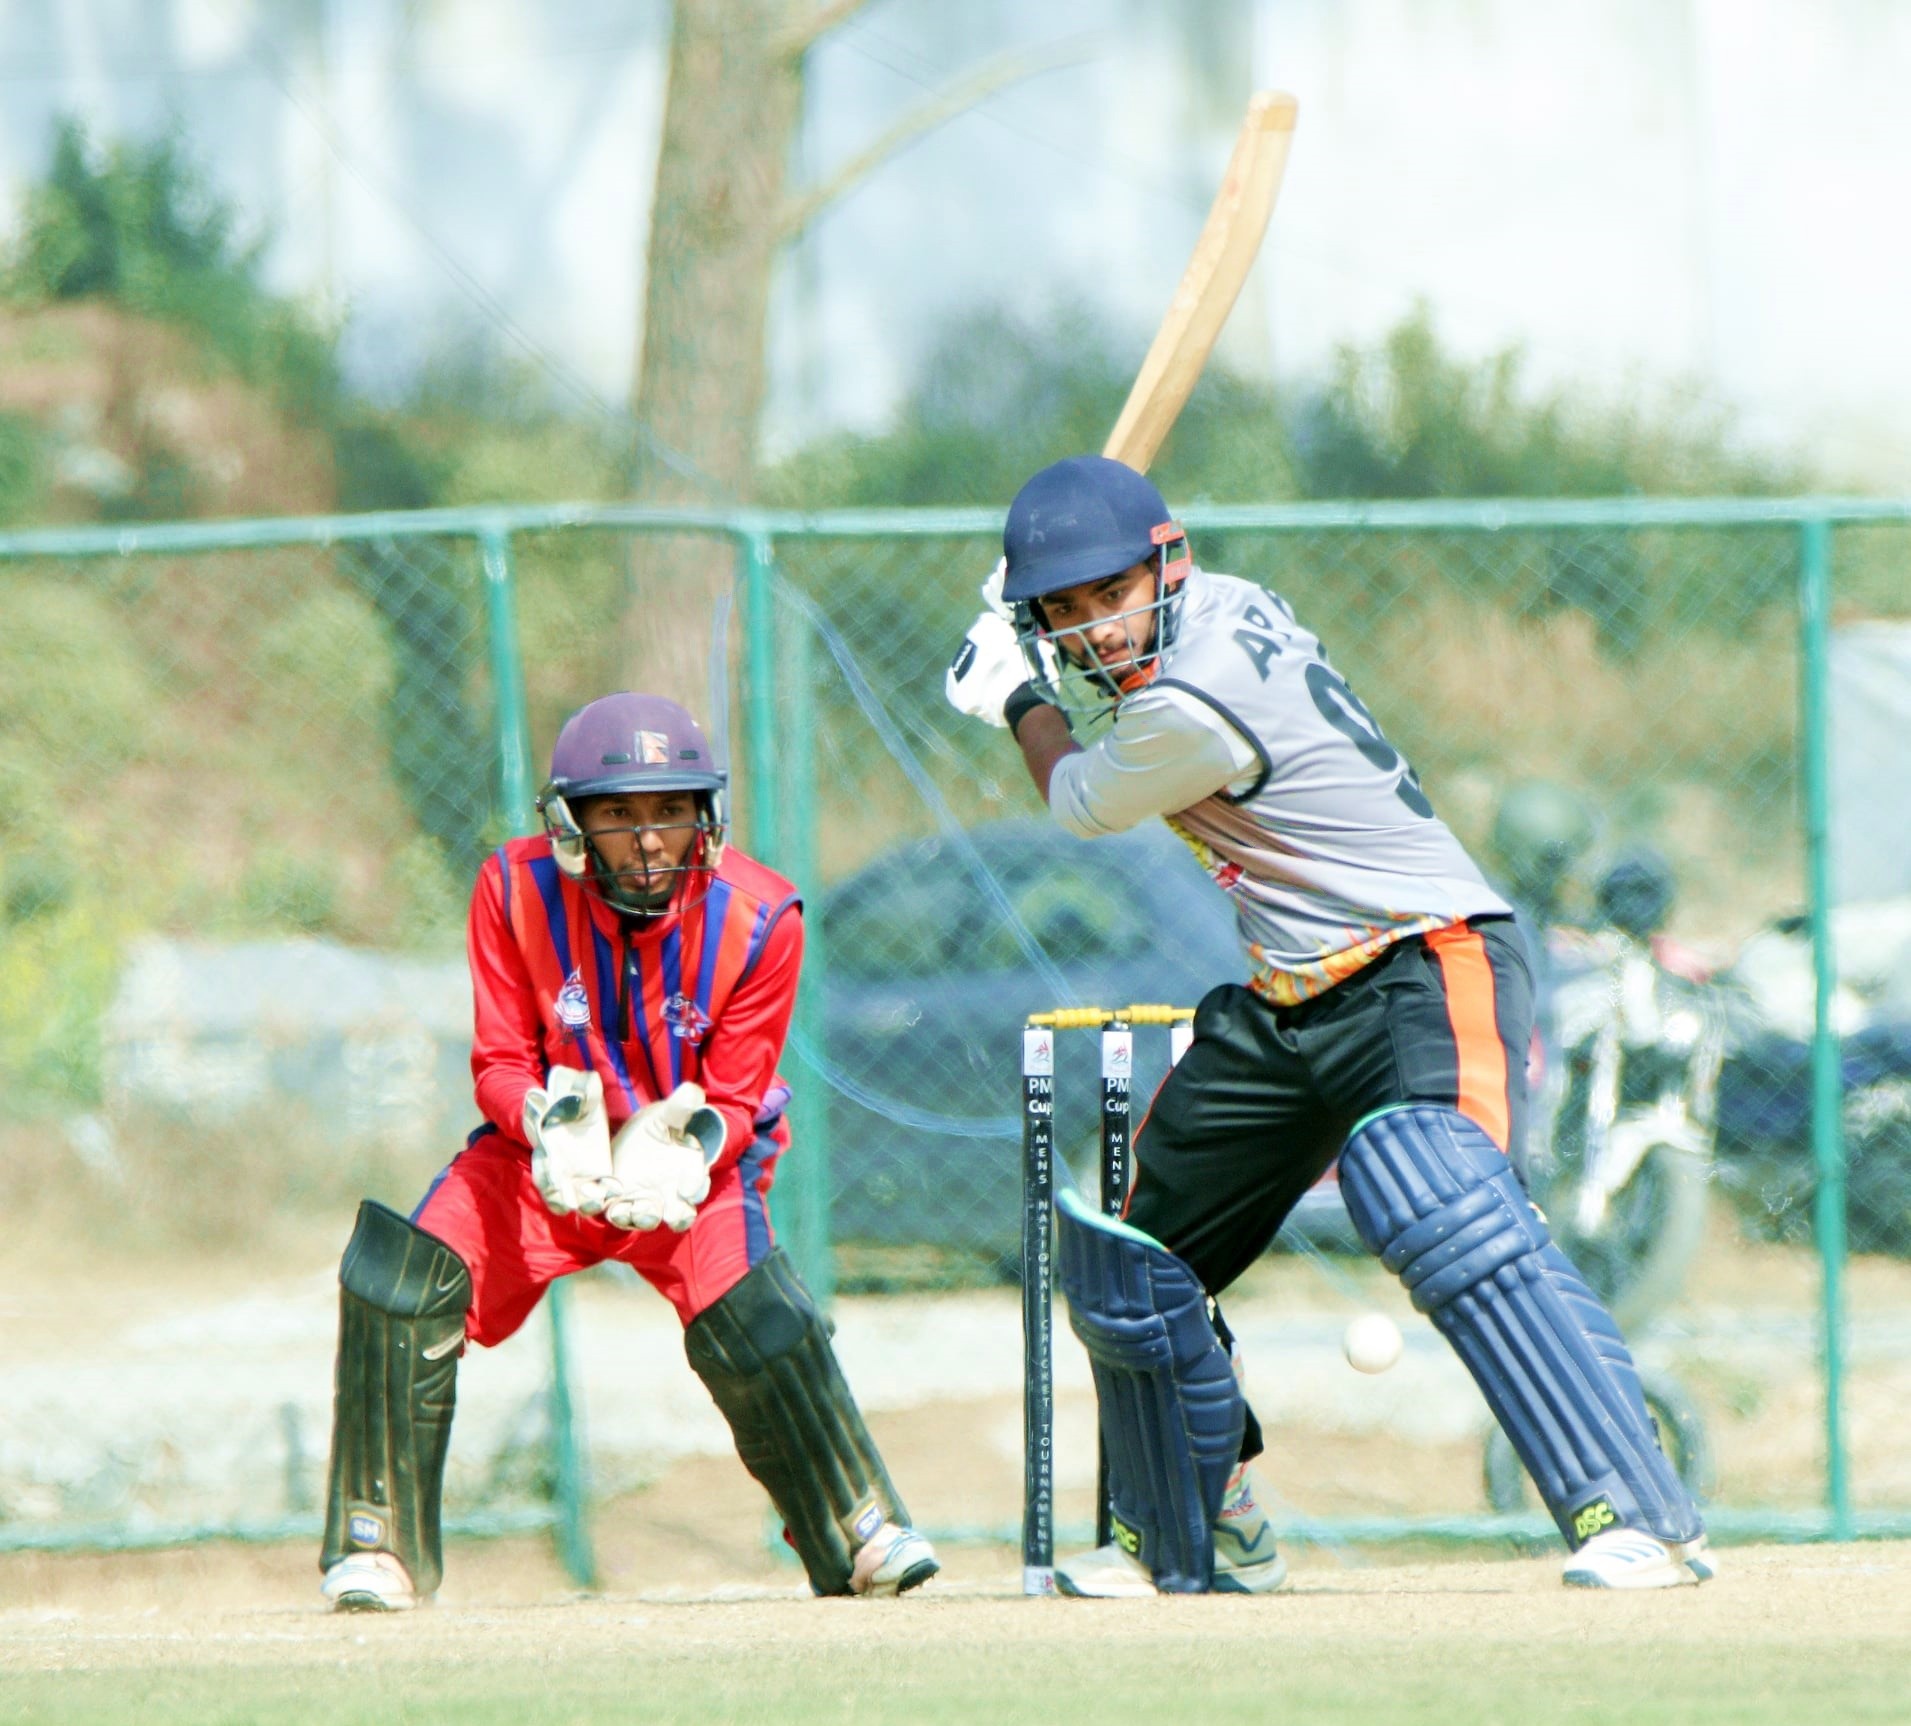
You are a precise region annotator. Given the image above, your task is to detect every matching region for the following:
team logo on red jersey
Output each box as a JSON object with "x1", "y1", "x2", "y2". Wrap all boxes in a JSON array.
[
  {"x1": 555, "y1": 967, "x2": 591, "y2": 1031},
  {"x1": 663, "y1": 992, "x2": 712, "y2": 1045}
]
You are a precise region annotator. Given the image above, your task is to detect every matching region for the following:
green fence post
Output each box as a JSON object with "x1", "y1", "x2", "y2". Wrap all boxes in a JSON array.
[
  {"x1": 742, "y1": 531, "x2": 782, "y2": 864},
  {"x1": 1798, "y1": 514, "x2": 1852, "y2": 1540},
  {"x1": 738, "y1": 531, "x2": 832, "y2": 1307},
  {"x1": 483, "y1": 525, "x2": 599, "y2": 1588},
  {"x1": 780, "y1": 584, "x2": 835, "y2": 1308}
]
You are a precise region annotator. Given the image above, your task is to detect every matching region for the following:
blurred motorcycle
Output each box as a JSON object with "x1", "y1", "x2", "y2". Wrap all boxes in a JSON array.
[
  {"x1": 1522, "y1": 848, "x2": 1724, "y2": 1333},
  {"x1": 1485, "y1": 842, "x2": 1721, "y2": 1510},
  {"x1": 1712, "y1": 899, "x2": 1911, "y2": 1258}
]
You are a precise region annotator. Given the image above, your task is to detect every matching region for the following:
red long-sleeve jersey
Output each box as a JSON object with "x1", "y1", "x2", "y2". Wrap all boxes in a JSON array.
[{"x1": 466, "y1": 834, "x2": 802, "y2": 1171}]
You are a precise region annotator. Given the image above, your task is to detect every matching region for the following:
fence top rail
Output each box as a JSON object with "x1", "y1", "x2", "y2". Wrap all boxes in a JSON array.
[{"x1": 2, "y1": 495, "x2": 1910, "y2": 560}]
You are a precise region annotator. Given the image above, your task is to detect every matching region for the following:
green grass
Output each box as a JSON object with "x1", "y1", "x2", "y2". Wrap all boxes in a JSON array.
[{"x1": 5, "y1": 1633, "x2": 1906, "y2": 1726}]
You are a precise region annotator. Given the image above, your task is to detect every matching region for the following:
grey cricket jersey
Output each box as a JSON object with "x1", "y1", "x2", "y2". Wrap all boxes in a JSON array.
[{"x1": 1047, "y1": 567, "x2": 1510, "y2": 1004}]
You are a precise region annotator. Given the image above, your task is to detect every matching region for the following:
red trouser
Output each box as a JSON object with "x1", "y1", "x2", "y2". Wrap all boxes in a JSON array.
[{"x1": 412, "y1": 1123, "x2": 784, "y2": 1346}]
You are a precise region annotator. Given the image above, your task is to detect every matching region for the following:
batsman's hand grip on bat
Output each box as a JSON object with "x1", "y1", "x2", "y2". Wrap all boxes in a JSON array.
[
  {"x1": 945, "y1": 559, "x2": 1055, "y2": 728},
  {"x1": 604, "y1": 1081, "x2": 724, "y2": 1234},
  {"x1": 522, "y1": 1065, "x2": 618, "y2": 1218}
]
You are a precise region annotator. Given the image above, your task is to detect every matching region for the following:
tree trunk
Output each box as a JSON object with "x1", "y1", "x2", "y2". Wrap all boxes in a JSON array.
[{"x1": 623, "y1": 0, "x2": 809, "y2": 713}]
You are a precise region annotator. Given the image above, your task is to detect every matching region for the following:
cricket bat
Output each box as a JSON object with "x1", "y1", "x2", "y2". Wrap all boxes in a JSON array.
[{"x1": 1103, "y1": 90, "x2": 1298, "y2": 474}]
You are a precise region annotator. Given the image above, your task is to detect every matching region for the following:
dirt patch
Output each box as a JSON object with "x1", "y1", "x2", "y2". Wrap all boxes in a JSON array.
[
  {"x1": 4, "y1": 1375, "x2": 1908, "y2": 1726},
  {"x1": 8, "y1": 1211, "x2": 1909, "y2": 1547},
  {"x1": 3, "y1": 1515, "x2": 1908, "y2": 1658},
  {"x1": 0, "y1": 302, "x2": 335, "y2": 522}
]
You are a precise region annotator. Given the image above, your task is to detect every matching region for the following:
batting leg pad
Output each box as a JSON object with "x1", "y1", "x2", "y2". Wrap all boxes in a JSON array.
[
  {"x1": 320, "y1": 1201, "x2": 472, "y2": 1594},
  {"x1": 1055, "y1": 1190, "x2": 1245, "y2": 1593},
  {"x1": 1338, "y1": 1105, "x2": 1702, "y2": 1549},
  {"x1": 684, "y1": 1249, "x2": 913, "y2": 1597}
]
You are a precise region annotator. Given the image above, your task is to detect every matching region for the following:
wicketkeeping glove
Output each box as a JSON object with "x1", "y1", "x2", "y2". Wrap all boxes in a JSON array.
[
  {"x1": 522, "y1": 1066, "x2": 617, "y2": 1218},
  {"x1": 603, "y1": 1081, "x2": 726, "y2": 1234},
  {"x1": 945, "y1": 558, "x2": 1054, "y2": 728}
]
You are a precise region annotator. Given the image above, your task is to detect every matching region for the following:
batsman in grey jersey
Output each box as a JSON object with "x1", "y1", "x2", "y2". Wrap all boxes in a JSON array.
[
  {"x1": 1050, "y1": 561, "x2": 1510, "y2": 1000},
  {"x1": 947, "y1": 456, "x2": 1713, "y2": 1598}
]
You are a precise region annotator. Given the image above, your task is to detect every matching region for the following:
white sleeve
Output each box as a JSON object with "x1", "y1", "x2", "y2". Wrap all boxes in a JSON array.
[{"x1": 1047, "y1": 685, "x2": 1262, "y2": 838}]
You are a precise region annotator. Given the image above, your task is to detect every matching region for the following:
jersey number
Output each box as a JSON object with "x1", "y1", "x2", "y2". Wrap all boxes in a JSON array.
[{"x1": 1303, "y1": 662, "x2": 1434, "y2": 819}]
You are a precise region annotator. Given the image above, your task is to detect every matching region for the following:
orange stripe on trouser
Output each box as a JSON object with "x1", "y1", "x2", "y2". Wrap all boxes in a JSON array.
[{"x1": 1424, "y1": 923, "x2": 1511, "y2": 1153}]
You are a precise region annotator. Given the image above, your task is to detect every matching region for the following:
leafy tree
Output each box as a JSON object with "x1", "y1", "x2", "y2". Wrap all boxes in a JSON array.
[
  {"x1": 766, "y1": 300, "x2": 1804, "y2": 657},
  {"x1": 1290, "y1": 305, "x2": 1800, "y2": 501},
  {"x1": 4, "y1": 119, "x2": 489, "y2": 869},
  {"x1": 9, "y1": 119, "x2": 335, "y2": 408},
  {"x1": 771, "y1": 299, "x2": 1797, "y2": 509}
]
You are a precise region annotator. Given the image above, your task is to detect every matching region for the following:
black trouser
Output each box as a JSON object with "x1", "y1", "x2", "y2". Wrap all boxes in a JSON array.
[{"x1": 1128, "y1": 916, "x2": 1534, "y2": 1301}]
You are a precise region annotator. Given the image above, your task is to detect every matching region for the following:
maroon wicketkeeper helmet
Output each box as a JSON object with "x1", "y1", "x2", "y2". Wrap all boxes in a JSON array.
[{"x1": 535, "y1": 693, "x2": 728, "y2": 917}]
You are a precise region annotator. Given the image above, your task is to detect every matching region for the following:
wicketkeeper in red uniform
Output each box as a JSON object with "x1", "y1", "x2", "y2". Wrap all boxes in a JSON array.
[{"x1": 318, "y1": 693, "x2": 938, "y2": 1610}]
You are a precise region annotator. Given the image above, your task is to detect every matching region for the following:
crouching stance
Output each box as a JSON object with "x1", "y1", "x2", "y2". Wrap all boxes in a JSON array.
[{"x1": 319, "y1": 693, "x2": 936, "y2": 1610}]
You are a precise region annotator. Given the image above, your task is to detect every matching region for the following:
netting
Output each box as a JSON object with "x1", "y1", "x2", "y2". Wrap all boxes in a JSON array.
[
  {"x1": 4, "y1": 502, "x2": 1908, "y2": 1563},
  {"x1": 760, "y1": 507, "x2": 1911, "y2": 1539},
  {"x1": 0, "y1": 526, "x2": 554, "y2": 1549}
]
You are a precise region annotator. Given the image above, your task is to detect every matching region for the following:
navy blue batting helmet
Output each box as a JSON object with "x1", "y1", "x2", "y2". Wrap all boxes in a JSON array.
[{"x1": 1001, "y1": 456, "x2": 1180, "y2": 602}]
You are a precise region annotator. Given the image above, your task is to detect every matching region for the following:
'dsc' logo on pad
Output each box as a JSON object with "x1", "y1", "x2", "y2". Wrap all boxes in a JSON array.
[{"x1": 1571, "y1": 1497, "x2": 1618, "y2": 1544}]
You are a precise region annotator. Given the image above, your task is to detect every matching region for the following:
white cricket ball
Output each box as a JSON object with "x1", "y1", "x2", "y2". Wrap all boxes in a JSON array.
[{"x1": 1342, "y1": 1312, "x2": 1403, "y2": 1374}]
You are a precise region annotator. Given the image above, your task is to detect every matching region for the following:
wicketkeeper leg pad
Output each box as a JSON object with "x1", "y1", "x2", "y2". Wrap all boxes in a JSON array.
[
  {"x1": 684, "y1": 1248, "x2": 913, "y2": 1596},
  {"x1": 320, "y1": 1200, "x2": 472, "y2": 1595},
  {"x1": 1337, "y1": 1105, "x2": 1703, "y2": 1549},
  {"x1": 1055, "y1": 1189, "x2": 1246, "y2": 1593}
]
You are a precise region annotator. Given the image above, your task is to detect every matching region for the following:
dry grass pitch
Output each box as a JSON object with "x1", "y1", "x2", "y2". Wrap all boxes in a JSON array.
[{"x1": 6, "y1": 1461, "x2": 1908, "y2": 1726}]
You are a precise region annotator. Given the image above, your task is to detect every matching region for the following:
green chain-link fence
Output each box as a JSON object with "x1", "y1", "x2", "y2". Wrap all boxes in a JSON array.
[
  {"x1": 3, "y1": 498, "x2": 1908, "y2": 1572},
  {"x1": 772, "y1": 499, "x2": 1911, "y2": 1549}
]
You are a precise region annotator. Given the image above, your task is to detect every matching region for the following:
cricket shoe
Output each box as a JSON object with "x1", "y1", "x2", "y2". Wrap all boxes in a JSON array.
[
  {"x1": 321, "y1": 1551, "x2": 419, "y2": 1612},
  {"x1": 849, "y1": 1523, "x2": 940, "y2": 1597},
  {"x1": 1562, "y1": 1526, "x2": 1715, "y2": 1590},
  {"x1": 1679, "y1": 1536, "x2": 1720, "y2": 1582},
  {"x1": 1054, "y1": 1541, "x2": 1157, "y2": 1599},
  {"x1": 1057, "y1": 1474, "x2": 1288, "y2": 1599},
  {"x1": 1212, "y1": 1467, "x2": 1289, "y2": 1595}
]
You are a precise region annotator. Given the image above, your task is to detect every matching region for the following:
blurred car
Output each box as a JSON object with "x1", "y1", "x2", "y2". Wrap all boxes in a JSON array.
[{"x1": 814, "y1": 818, "x2": 1357, "y2": 1260}]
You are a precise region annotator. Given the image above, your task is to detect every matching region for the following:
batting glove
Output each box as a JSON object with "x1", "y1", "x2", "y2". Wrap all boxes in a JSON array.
[
  {"x1": 945, "y1": 559, "x2": 1054, "y2": 728},
  {"x1": 979, "y1": 555, "x2": 1012, "y2": 619},
  {"x1": 604, "y1": 1081, "x2": 725, "y2": 1234},
  {"x1": 523, "y1": 1067, "x2": 617, "y2": 1217}
]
